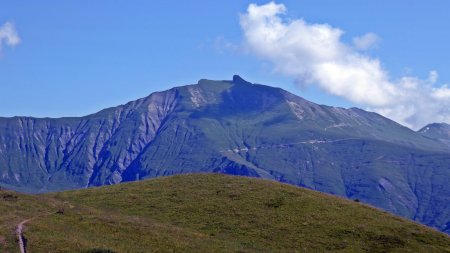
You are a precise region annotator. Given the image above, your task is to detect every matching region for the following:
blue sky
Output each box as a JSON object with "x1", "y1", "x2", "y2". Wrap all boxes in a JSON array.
[{"x1": 1, "y1": 1, "x2": 450, "y2": 129}]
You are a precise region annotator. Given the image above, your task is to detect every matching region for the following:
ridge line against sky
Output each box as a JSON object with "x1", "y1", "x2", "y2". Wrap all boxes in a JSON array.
[{"x1": 1, "y1": 1, "x2": 450, "y2": 130}]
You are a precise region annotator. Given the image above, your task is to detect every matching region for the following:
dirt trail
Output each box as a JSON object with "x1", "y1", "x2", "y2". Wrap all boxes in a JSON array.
[
  {"x1": 14, "y1": 204, "x2": 69, "y2": 253},
  {"x1": 221, "y1": 138, "x2": 359, "y2": 153},
  {"x1": 16, "y1": 218, "x2": 32, "y2": 253}
]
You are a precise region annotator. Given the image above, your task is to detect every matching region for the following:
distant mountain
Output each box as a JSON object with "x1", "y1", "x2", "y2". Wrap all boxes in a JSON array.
[
  {"x1": 0, "y1": 75, "x2": 449, "y2": 234},
  {"x1": 2, "y1": 174, "x2": 449, "y2": 252},
  {"x1": 419, "y1": 123, "x2": 450, "y2": 147}
]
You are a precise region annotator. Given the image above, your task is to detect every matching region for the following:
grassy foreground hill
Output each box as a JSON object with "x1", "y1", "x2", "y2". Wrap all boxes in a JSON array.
[{"x1": 1, "y1": 174, "x2": 449, "y2": 252}]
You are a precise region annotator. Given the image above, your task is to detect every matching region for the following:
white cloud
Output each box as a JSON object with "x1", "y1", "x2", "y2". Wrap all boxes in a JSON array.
[
  {"x1": 353, "y1": 33, "x2": 380, "y2": 50},
  {"x1": 0, "y1": 22, "x2": 20, "y2": 53},
  {"x1": 431, "y1": 85, "x2": 450, "y2": 99},
  {"x1": 240, "y1": 2, "x2": 450, "y2": 130}
]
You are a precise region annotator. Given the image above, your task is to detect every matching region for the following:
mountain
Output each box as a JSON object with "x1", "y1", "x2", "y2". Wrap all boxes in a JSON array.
[
  {"x1": 0, "y1": 75, "x2": 449, "y2": 234},
  {"x1": 419, "y1": 123, "x2": 450, "y2": 147},
  {"x1": 1, "y1": 174, "x2": 449, "y2": 252}
]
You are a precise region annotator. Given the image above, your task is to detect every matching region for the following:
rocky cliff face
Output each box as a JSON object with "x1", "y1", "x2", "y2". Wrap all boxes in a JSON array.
[
  {"x1": 0, "y1": 88, "x2": 179, "y2": 191},
  {"x1": 0, "y1": 75, "x2": 449, "y2": 234}
]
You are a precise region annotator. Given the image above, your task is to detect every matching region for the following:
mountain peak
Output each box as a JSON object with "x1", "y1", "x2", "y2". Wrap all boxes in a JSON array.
[
  {"x1": 418, "y1": 122, "x2": 450, "y2": 148},
  {"x1": 419, "y1": 122, "x2": 450, "y2": 133},
  {"x1": 232, "y1": 75, "x2": 251, "y2": 85}
]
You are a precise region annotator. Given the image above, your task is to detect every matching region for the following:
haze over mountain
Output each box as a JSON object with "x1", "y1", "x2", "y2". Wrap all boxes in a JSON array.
[{"x1": 0, "y1": 76, "x2": 449, "y2": 234}]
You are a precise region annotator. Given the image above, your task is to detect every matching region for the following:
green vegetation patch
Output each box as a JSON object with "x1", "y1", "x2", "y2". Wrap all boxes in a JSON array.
[{"x1": 1, "y1": 174, "x2": 449, "y2": 252}]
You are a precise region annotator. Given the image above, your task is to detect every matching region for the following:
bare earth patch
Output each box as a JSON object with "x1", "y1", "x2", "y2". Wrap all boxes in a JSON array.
[{"x1": 0, "y1": 235, "x2": 7, "y2": 246}]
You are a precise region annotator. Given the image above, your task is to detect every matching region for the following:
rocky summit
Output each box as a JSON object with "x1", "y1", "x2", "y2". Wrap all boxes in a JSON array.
[
  {"x1": 419, "y1": 122, "x2": 450, "y2": 147},
  {"x1": 0, "y1": 76, "x2": 449, "y2": 234}
]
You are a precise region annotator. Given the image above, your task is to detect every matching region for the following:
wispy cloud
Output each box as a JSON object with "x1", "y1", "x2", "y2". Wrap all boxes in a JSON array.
[
  {"x1": 213, "y1": 36, "x2": 240, "y2": 54},
  {"x1": 0, "y1": 22, "x2": 20, "y2": 53},
  {"x1": 353, "y1": 33, "x2": 380, "y2": 50},
  {"x1": 239, "y1": 2, "x2": 450, "y2": 129}
]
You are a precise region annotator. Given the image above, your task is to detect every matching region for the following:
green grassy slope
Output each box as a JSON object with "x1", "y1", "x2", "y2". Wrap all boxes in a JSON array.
[{"x1": 1, "y1": 174, "x2": 449, "y2": 252}]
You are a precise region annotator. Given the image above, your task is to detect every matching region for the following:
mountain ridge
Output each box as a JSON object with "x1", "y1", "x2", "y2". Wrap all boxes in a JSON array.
[
  {"x1": 419, "y1": 122, "x2": 450, "y2": 147},
  {"x1": 0, "y1": 75, "x2": 449, "y2": 234}
]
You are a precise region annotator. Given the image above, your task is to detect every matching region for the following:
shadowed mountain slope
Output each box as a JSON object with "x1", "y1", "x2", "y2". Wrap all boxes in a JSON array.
[{"x1": 0, "y1": 75, "x2": 449, "y2": 233}]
